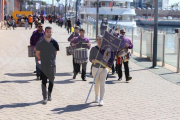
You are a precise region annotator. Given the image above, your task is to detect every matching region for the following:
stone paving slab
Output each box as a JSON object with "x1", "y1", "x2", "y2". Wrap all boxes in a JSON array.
[{"x1": 0, "y1": 22, "x2": 180, "y2": 120}]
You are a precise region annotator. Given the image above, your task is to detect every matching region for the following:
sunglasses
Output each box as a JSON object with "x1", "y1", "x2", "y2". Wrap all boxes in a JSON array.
[
  {"x1": 38, "y1": 26, "x2": 43, "y2": 28},
  {"x1": 121, "y1": 32, "x2": 125, "y2": 33}
]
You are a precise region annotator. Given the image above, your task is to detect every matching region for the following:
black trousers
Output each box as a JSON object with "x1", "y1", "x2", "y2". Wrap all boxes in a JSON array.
[
  {"x1": 74, "y1": 62, "x2": 87, "y2": 79},
  {"x1": 41, "y1": 67, "x2": 55, "y2": 100},
  {"x1": 112, "y1": 63, "x2": 115, "y2": 73},
  {"x1": 67, "y1": 26, "x2": 71, "y2": 34},
  {"x1": 117, "y1": 61, "x2": 130, "y2": 79},
  {"x1": 73, "y1": 56, "x2": 75, "y2": 72}
]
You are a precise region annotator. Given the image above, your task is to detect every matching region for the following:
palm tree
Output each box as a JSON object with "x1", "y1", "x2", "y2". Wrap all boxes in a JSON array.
[{"x1": 174, "y1": 2, "x2": 180, "y2": 9}]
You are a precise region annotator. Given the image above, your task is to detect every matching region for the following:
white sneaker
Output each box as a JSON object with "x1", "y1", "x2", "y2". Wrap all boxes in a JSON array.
[
  {"x1": 42, "y1": 99, "x2": 47, "y2": 105},
  {"x1": 99, "y1": 100, "x2": 103, "y2": 106},
  {"x1": 95, "y1": 96, "x2": 99, "y2": 103}
]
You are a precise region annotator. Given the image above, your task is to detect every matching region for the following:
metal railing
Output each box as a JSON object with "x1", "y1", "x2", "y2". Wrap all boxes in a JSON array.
[{"x1": 79, "y1": 20, "x2": 180, "y2": 72}]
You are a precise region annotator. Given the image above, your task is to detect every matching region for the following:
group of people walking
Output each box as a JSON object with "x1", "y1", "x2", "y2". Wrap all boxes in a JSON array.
[{"x1": 29, "y1": 17, "x2": 133, "y2": 106}]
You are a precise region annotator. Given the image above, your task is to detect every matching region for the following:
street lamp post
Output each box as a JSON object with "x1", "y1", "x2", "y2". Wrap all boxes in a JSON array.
[
  {"x1": 96, "y1": 0, "x2": 99, "y2": 37},
  {"x1": 152, "y1": 0, "x2": 159, "y2": 68},
  {"x1": 75, "y1": 0, "x2": 78, "y2": 24},
  {"x1": 65, "y1": 0, "x2": 67, "y2": 28}
]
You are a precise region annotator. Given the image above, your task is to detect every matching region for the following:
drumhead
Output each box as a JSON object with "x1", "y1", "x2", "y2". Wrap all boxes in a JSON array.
[{"x1": 74, "y1": 48, "x2": 87, "y2": 51}]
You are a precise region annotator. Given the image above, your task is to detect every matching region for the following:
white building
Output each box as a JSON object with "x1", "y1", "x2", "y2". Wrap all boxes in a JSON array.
[{"x1": 79, "y1": 0, "x2": 136, "y2": 27}]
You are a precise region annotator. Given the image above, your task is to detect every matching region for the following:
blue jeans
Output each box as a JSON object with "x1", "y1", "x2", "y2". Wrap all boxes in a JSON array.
[
  {"x1": 35, "y1": 56, "x2": 41, "y2": 77},
  {"x1": 101, "y1": 29, "x2": 106, "y2": 36}
]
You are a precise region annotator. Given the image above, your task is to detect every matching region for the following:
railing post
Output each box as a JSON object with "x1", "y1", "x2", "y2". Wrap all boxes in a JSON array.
[
  {"x1": 150, "y1": 30, "x2": 153, "y2": 60},
  {"x1": 177, "y1": 37, "x2": 180, "y2": 73},
  {"x1": 131, "y1": 27, "x2": 134, "y2": 54},
  {"x1": 162, "y1": 32, "x2": 165, "y2": 66},
  {"x1": 140, "y1": 28, "x2": 142, "y2": 57},
  {"x1": 87, "y1": 21, "x2": 89, "y2": 36}
]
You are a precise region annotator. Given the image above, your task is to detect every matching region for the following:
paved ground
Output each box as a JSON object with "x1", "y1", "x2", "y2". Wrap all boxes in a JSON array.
[{"x1": 1, "y1": 22, "x2": 180, "y2": 120}]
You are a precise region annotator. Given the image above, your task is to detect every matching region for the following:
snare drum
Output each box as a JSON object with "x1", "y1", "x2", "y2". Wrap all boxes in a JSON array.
[
  {"x1": 28, "y1": 46, "x2": 35, "y2": 57},
  {"x1": 66, "y1": 46, "x2": 74, "y2": 56},
  {"x1": 74, "y1": 48, "x2": 88, "y2": 63}
]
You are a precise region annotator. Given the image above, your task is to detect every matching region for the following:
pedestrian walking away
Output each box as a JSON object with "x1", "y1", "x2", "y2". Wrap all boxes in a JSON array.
[
  {"x1": 66, "y1": 18, "x2": 72, "y2": 34},
  {"x1": 117, "y1": 29, "x2": 133, "y2": 82},
  {"x1": 30, "y1": 23, "x2": 45, "y2": 80},
  {"x1": 89, "y1": 35, "x2": 108, "y2": 106},
  {"x1": 23, "y1": 16, "x2": 29, "y2": 30},
  {"x1": 36, "y1": 26, "x2": 59, "y2": 105},
  {"x1": 71, "y1": 28, "x2": 91, "y2": 81},
  {"x1": 28, "y1": 15, "x2": 33, "y2": 29}
]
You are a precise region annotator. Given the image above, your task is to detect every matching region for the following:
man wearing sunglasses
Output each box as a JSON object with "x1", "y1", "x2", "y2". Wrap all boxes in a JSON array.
[
  {"x1": 117, "y1": 29, "x2": 133, "y2": 82},
  {"x1": 30, "y1": 23, "x2": 45, "y2": 80}
]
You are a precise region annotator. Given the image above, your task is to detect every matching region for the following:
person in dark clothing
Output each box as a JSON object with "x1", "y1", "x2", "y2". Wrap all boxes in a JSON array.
[
  {"x1": 36, "y1": 26, "x2": 59, "y2": 105},
  {"x1": 76, "y1": 19, "x2": 81, "y2": 28},
  {"x1": 30, "y1": 23, "x2": 45, "y2": 80},
  {"x1": 66, "y1": 18, "x2": 72, "y2": 34}
]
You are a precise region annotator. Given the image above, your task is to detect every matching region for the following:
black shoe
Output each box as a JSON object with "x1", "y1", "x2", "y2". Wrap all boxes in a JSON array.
[
  {"x1": 90, "y1": 72, "x2": 92, "y2": 75},
  {"x1": 112, "y1": 72, "x2": 115, "y2": 75},
  {"x1": 126, "y1": 77, "x2": 132, "y2": 81},
  {"x1": 82, "y1": 79, "x2": 87, "y2": 81},
  {"x1": 34, "y1": 71, "x2": 36, "y2": 73},
  {"x1": 73, "y1": 74, "x2": 77, "y2": 79},
  {"x1": 118, "y1": 77, "x2": 122, "y2": 81}
]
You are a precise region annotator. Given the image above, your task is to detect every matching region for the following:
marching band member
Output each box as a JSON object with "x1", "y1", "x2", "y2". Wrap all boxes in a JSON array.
[
  {"x1": 117, "y1": 29, "x2": 133, "y2": 81},
  {"x1": 89, "y1": 35, "x2": 108, "y2": 106},
  {"x1": 68, "y1": 26, "x2": 80, "y2": 73},
  {"x1": 71, "y1": 28, "x2": 91, "y2": 81}
]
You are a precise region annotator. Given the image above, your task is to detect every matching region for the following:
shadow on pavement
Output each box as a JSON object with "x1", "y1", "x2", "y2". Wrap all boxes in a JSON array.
[
  {"x1": 0, "y1": 101, "x2": 42, "y2": 110},
  {"x1": 4, "y1": 73, "x2": 35, "y2": 77},
  {"x1": 51, "y1": 102, "x2": 96, "y2": 114},
  {"x1": 0, "y1": 79, "x2": 37, "y2": 84},
  {"x1": 54, "y1": 79, "x2": 75, "y2": 84},
  {"x1": 56, "y1": 73, "x2": 72, "y2": 76},
  {"x1": 89, "y1": 80, "x2": 128, "y2": 84},
  {"x1": 133, "y1": 57, "x2": 151, "y2": 62},
  {"x1": 159, "y1": 72, "x2": 178, "y2": 75},
  {"x1": 130, "y1": 68, "x2": 148, "y2": 72}
]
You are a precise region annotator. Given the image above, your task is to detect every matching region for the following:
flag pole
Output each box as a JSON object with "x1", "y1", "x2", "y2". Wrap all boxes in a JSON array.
[
  {"x1": 85, "y1": 65, "x2": 101, "y2": 103},
  {"x1": 111, "y1": 15, "x2": 121, "y2": 34}
]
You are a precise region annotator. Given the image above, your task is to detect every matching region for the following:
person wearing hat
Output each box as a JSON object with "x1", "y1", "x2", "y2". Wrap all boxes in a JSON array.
[
  {"x1": 70, "y1": 28, "x2": 91, "y2": 81},
  {"x1": 68, "y1": 26, "x2": 80, "y2": 73},
  {"x1": 117, "y1": 29, "x2": 133, "y2": 82}
]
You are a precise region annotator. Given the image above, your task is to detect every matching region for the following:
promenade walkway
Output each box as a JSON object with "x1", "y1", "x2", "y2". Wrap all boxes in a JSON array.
[{"x1": 1, "y1": 22, "x2": 180, "y2": 120}]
